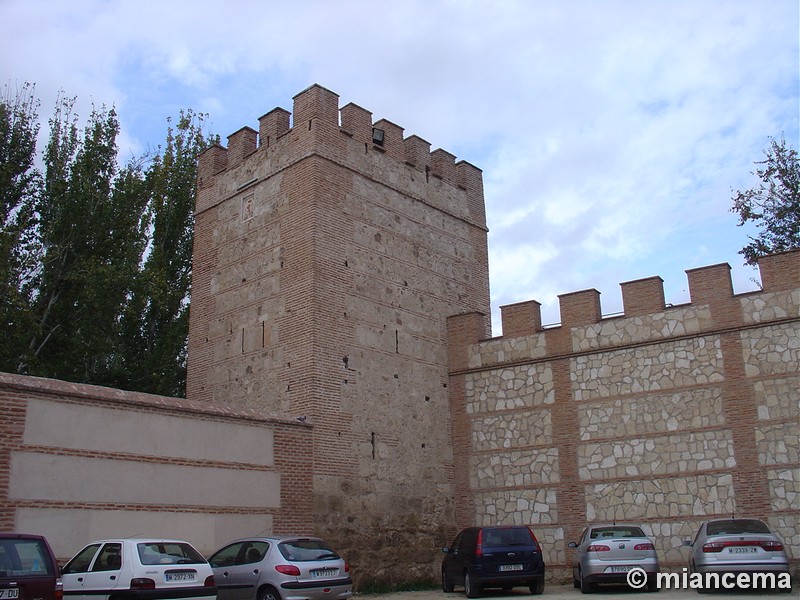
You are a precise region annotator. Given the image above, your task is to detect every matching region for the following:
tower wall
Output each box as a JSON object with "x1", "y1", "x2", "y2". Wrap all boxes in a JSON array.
[{"x1": 187, "y1": 84, "x2": 490, "y2": 583}]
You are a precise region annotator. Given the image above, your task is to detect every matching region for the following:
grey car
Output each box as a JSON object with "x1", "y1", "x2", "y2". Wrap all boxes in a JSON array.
[
  {"x1": 568, "y1": 524, "x2": 660, "y2": 593},
  {"x1": 208, "y1": 537, "x2": 352, "y2": 600},
  {"x1": 683, "y1": 518, "x2": 790, "y2": 579}
]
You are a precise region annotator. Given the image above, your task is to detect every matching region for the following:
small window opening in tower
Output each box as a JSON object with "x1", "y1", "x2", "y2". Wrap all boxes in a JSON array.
[{"x1": 372, "y1": 127, "x2": 385, "y2": 146}]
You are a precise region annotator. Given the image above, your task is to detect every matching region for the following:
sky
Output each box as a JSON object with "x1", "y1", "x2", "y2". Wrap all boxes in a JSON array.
[{"x1": 2, "y1": 0, "x2": 798, "y2": 333}]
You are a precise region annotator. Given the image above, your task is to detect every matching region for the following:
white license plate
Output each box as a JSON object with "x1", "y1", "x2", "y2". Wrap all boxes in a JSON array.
[
  {"x1": 729, "y1": 547, "x2": 757, "y2": 554},
  {"x1": 165, "y1": 572, "x2": 196, "y2": 582},
  {"x1": 609, "y1": 566, "x2": 631, "y2": 573},
  {"x1": 499, "y1": 564, "x2": 523, "y2": 572},
  {"x1": 312, "y1": 569, "x2": 338, "y2": 578},
  {"x1": 0, "y1": 590, "x2": 20, "y2": 600}
]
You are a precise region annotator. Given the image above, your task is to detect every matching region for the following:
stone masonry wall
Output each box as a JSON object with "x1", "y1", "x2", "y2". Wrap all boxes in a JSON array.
[
  {"x1": 447, "y1": 249, "x2": 800, "y2": 579},
  {"x1": 188, "y1": 85, "x2": 491, "y2": 586}
]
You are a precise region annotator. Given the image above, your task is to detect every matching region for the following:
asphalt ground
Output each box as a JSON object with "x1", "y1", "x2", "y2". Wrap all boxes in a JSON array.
[{"x1": 354, "y1": 584, "x2": 797, "y2": 600}]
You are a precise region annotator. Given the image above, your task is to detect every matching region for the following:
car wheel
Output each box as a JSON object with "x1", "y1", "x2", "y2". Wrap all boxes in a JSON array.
[
  {"x1": 259, "y1": 586, "x2": 281, "y2": 600},
  {"x1": 442, "y1": 568, "x2": 454, "y2": 593},
  {"x1": 529, "y1": 578, "x2": 545, "y2": 595},
  {"x1": 579, "y1": 571, "x2": 594, "y2": 595},
  {"x1": 465, "y1": 571, "x2": 480, "y2": 599}
]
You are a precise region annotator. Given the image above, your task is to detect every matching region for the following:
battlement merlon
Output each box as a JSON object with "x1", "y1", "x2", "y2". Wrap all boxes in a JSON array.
[
  {"x1": 195, "y1": 84, "x2": 486, "y2": 226},
  {"x1": 496, "y1": 249, "x2": 800, "y2": 337}
]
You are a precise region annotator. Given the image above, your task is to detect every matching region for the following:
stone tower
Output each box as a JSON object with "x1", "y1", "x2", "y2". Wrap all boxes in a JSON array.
[{"x1": 187, "y1": 84, "x2": 490, "y2": 581}]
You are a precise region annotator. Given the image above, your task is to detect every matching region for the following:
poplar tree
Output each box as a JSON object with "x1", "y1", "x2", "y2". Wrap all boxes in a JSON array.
[
  {"x1": 26, "y1": 99, "x2": 149, "y2": 380},
  {"x1": 0, "y1": 83, "x2": 40, "y2": 371},
  {"x1": 109, "y1": 110, "x2": 216, "y2": 396}
]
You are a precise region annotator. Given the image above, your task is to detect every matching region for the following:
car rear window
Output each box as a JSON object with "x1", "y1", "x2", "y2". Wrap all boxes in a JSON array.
[
  {"x1": 277, "y1": 540, "x2": 340, "y2": 562},
  {"x1": 0, "y1": 539, "x2": 55, "y2": 577},
  {"x1": 482, "y1": 527, "x2": 535, "y2": 548},
  {"x1": 137, "y1": 542, "x2": 206, "y2": 565},
  {"x1": 707, "y1": 520, "x2": 771, "y2": 536},
  {"x1": 589, "y1": 527, "x2": 646, "y2": 539}
]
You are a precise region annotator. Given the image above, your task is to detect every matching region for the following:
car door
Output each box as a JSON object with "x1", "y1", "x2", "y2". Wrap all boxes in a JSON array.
[
  {"x1": 225, "y1": 541, "x2": 269, "y2": 600},
  {"x1": 79, "y1": 543, "x2": 123, "y2": 600},
  {"x1": 442, "y1": 531, "x2": 465, "y2": 586},
  {"x1": 573, "y1": 528, "x2": 588, "y2": 576},
  {"x1": 61, "y1": 544, "x2": 102, "y2": 600},
  {"x1": 210, "y1": 543, "x2": 247, "y2": 600}
]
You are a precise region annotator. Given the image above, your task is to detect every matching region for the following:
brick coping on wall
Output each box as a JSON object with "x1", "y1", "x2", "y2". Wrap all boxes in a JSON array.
[{"x1": 0, "y1": 372, "x2": 311, "y2": 428}]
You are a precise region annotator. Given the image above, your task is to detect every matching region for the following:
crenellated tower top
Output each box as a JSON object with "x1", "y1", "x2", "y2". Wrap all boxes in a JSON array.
[{"x1": 196, "y1": 84, "x2": 486, "y2": 231}]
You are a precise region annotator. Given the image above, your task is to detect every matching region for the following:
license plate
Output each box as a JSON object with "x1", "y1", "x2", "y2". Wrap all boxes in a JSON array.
[
  {"x1": 312, "y1": 569, "x2": 338, "y2": 578},
  {"x1": 499, "y1": 564, "x2": 523, "y2": 572},
  {"x1": 729, "y1": 547, "x2": 757, "y2": 554},
  {"x1": 165, "y1": 572, "x2": 196, "y2": 582},
  {"x1": 609, "y1": 566, "x2": 631, "y2": 573},
  {"x1": 0, "y1": 590, "x2": 20, "y2": 600}
]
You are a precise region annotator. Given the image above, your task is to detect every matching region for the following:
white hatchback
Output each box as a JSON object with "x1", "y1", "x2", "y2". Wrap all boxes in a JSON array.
[{"x1": 61, "y1": 539, "x2": 216, "y2": 600}]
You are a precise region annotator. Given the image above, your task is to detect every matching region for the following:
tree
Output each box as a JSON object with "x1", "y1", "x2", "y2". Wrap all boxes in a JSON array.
[
  {"x1": 25, "y1": 99, "x2": 149, "y2": 380},
  {"x1": 108, "y1": 110, "x2": 216, "y2": 396},
  {"x1": 731, "y1": 136, "x2": 800, "y2": 266},
  {"x1": 0, "y1": 83, "x2": 41, "y2": 372}
]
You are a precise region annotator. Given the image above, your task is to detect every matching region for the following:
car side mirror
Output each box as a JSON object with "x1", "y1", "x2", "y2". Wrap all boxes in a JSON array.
[
  {"x1": 567, "y1": 542, "x2": 578, "y2": 549},
  {"x1": 682, "y1": 540, "x2": 692, "y2": 547},
  {"x1": 442, "y1": 547, "x2": 451, "y2": 553}
]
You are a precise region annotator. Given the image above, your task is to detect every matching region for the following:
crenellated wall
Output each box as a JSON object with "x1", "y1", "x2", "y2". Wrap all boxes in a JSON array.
[{"x1": 447, "y1": 249, "x2": 800, "y2": 578}]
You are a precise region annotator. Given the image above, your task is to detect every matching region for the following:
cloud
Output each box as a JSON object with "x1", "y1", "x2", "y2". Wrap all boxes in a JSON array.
[{"x1": 1, "y1": 0, "x2": 797, "y2": 336}]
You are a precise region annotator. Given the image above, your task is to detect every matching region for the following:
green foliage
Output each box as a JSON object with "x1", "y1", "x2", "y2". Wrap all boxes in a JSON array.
[
  {"x1": 25, "y1": 100, "x2": 146, "y2": 380},
  {"x1": 109, "y1": 110, "x2": 216, "y2": 396},
  {"x1": 731, "y1": 136, "x2": 800, "y2": 266},
  {"x1": 0, "y1": 83, "x2": 41, "y2": 372},
  {"x1": 0, "y1": 82, "x2": 217, "y2": 397}
]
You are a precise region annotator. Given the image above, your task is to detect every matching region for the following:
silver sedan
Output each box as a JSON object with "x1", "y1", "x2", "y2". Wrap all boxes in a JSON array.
[
  {"x1": 683, "y1": 518, "x2": 790, "y2": 579},
  {"x1": 568, "y1": 524, "x2": 660, "y2": 593}
]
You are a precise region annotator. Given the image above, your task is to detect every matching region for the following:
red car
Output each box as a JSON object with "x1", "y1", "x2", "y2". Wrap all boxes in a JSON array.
[{"x1": 0, "y1": 533, "x2": 63, "y2": 600}]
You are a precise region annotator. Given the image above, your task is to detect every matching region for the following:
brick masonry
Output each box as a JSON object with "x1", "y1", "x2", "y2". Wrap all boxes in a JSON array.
[{"x1": 186, "y1": 84, "x2": 491, "y2": 585}]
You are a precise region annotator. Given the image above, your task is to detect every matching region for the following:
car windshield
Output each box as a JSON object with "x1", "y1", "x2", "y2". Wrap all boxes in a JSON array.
[
  {"x1": 589, "y1": 527, "x2": 646, "y2": 539},
  {"x1": 137, "y1": 542, "x2": 206, "y2": 565},
  {"x1": 482, "y1": 528, "x2": 534, "y2": 548},
  {"x1": 277, "y1": 540, "x2": 339, "y2": 562},
  {"x1": 706, "y1": 520, "x2": 771, "y2": 536},
  {"x1": 0, "y1": 539, "x2": 54, "y2": 577}
]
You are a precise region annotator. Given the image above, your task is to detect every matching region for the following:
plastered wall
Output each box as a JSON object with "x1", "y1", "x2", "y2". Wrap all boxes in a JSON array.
[{"x1": 0, "y1": 373, "x2": 312, "y2": 560}]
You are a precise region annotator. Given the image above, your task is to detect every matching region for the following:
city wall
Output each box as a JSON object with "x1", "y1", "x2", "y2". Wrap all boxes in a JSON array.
[
  {"x1": 447, "y1": 249, "x2": 799, "y2": 578},
  {"x1": 0, "y1": 373, "x2": 312, "y2": 561}
]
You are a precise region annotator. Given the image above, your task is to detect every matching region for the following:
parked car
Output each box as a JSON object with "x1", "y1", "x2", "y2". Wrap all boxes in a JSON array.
[
  {"x1": 61, "y1": 538, "x2": 216, "y2": 600},
  {"x1": 0, "y1": 533, "x2": 63, "y2": 600},
  {"x1": 441, "y1": 525, "x2": 545, "y2": 598},
  {"x1": 207, "y1": 536, "x2": 351, "y2": 600},
  {"x1": 568, "y1": 523, "x2": 659, "y2": 593},
  {"x1": 683, "y1": 518, "x2": 790, "y2": 580}
]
